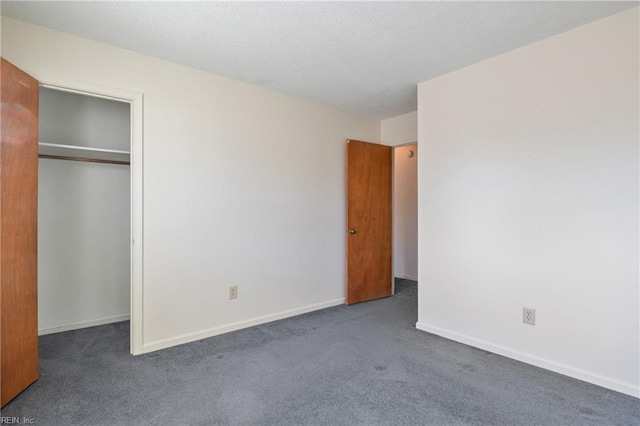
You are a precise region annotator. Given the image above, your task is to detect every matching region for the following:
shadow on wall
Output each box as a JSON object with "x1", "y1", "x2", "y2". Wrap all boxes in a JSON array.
[{"x1": 394, "y1": 144, "x2": 417, "y2": 281}]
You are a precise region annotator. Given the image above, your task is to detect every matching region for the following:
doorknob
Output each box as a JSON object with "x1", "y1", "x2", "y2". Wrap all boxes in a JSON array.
[{"x1": 348, "y1": 229, "x2": 356, "y2": 234}]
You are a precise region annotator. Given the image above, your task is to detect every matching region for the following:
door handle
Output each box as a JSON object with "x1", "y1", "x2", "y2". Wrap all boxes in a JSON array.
[{"x1": 348, "y1": 229, "x2": 356, "y2": 234}]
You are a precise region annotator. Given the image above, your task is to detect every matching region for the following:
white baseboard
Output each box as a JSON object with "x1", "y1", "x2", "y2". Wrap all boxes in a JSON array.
[
  {"x1": 395, "y1": 274, "x2": 418, "y2": 281},
  {"x1": 39, "y1": 314, "x2": 130, "y2": 336},
  {"x1": 143, "y1": 298, "x2": 346, "y2": 354},
  {"x1": 415, "y1": 321, "x2": 639, "y2": 398}
]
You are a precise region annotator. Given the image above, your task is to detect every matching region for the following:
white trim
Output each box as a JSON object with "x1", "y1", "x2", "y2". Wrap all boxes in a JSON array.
[
  {"x1": 391, "y1": 146, "x2": 395, "y2": 296},
  {"x1": 30, "y1": 71, "x2": 145, "y2": 355},
  {"x1": 130, "y1": 87, "x2": 144, "y2": 356},
  {"x1": 143, "y1": 298, "x2": 345, "y2": 353},
  {"x1": 384, "y1": 137, "x2": 418, "y2": 147},
  {"x1": 39, "y1": 82, "x2": 131, "y2": 104},
  {"x1": 415, "y1": 322, "x2": 640, "y2": 398},
  {"x1": 395, "y1": 274, "x2": 418, "y2": 281},
  {"x1": 39, "y1": 314, "x2": 130, "y2": 336}
]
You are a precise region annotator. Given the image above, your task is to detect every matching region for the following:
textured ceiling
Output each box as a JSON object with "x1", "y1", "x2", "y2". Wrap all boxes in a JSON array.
[{"x1": 1, "y1": 1, "x2": 637, "y2": 119}]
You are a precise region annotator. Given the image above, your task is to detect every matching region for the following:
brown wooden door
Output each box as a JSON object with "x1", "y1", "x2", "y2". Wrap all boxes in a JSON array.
[
  {"x1": 1, "y1": 58, "x2": 39, "y2": 407},
  {"x1": 346, "y1": 139, "x2": 392, "y2": 304}
]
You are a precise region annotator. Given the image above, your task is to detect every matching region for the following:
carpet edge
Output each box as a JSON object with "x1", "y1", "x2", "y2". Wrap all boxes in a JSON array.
[
  {"x1": 142, "y1": 298, "x2": 345, "y2": 354},
  {"x1": 415, "y1": 321, "x2": 640, "y2": 399}
]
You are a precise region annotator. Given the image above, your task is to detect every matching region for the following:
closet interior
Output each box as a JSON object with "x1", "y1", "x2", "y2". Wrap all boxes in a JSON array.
[{"x1": 38, "y1": 86, "x2": 132, "y2": 335}]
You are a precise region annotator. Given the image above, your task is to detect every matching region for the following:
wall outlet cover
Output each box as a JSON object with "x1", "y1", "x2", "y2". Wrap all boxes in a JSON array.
[{"x1": 523, "y1": 307, "x2": 536, "y2": 325}]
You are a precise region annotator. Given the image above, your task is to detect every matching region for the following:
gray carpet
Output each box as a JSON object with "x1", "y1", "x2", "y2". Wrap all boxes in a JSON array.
[{"x1": 2, "y1": 279, "x2": 638, "y2": 425}]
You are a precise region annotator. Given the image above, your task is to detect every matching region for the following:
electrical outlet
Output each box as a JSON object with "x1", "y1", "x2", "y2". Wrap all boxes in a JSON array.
[
  {"x1": 523, "y1": 307, "x2": 535, "y2": 325},
  {"x1": 229, "y1": 285, "x2": 238, "y2": 300}
]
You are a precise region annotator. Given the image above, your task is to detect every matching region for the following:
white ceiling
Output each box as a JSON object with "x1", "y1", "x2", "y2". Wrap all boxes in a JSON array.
[{"x1": 1, "y1": 1, "x2": 636, "y2": 119}]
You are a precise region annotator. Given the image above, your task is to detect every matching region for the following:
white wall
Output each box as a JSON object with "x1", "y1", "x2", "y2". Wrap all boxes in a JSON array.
[
  {"x1": 38, "y1": 88, "x2": 131, "y2": 334},
  {"x1": 1, "y1": 17, "x2": 379, "y2": 351},
  {"x1": 39, "y1": 87, "x2": 130, "y2": 151},
  {"x1": 393, "y1": 145, "x2": 418, "y2": 281},
  {"x1": 381, "y1": 111, "x2": 417, "y2": 146},
  {"x1": 382, "y1": 111, "x2": 419, "y2": 281},
  {"x1": 38, "y1": 160, "x2": 130, "y2": 333},
  {"x1": 416, "y1": 8, "x2": 639, "y2": 397}
]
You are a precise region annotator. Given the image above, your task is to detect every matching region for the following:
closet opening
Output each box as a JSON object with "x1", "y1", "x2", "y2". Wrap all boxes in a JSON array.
[
  {"x1": 37, "y1": 86, "x2": 133, "y2": 348},
  {"x1": 393, "y1": 143, "x2": 418, "y2": 292}
]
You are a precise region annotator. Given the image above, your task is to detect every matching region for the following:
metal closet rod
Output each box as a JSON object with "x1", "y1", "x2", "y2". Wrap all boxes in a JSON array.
[{"x1": 38, "y1": 154, "x2": 130, "y2": 166}]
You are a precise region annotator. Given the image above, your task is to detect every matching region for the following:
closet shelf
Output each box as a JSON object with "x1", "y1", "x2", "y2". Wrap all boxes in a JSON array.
[{"x1": 38, "y1": 142, "x2": 130, "y2": 165}]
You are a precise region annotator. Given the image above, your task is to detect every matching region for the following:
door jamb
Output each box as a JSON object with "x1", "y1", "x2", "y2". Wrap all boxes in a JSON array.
[{"x1": 30, "y1": 71, "x2": 144, "y2": 355}]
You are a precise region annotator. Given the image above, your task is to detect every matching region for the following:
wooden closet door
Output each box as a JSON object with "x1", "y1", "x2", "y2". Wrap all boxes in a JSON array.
[
  {"x1": 1, "y1": 58, "x2": 39, "y2": 407},
  {"x1": 345, "y1": 139, "x2": 392, "y2": 304}
]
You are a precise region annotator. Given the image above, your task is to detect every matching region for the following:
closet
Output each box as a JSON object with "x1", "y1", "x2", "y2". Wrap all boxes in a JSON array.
[{"x1": 38, "y1": 87, "x2": 131, "y2": 335}]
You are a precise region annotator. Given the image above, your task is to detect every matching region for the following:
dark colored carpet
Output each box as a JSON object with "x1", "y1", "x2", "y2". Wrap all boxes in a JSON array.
[{"x1": 2, "y1": 279, "x2": 638, "y2": 425}]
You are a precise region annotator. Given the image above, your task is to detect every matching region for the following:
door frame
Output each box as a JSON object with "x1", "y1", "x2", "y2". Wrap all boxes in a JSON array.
[{"x1": 30, "y1": 71, "x2": 144, "y2": 355}]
